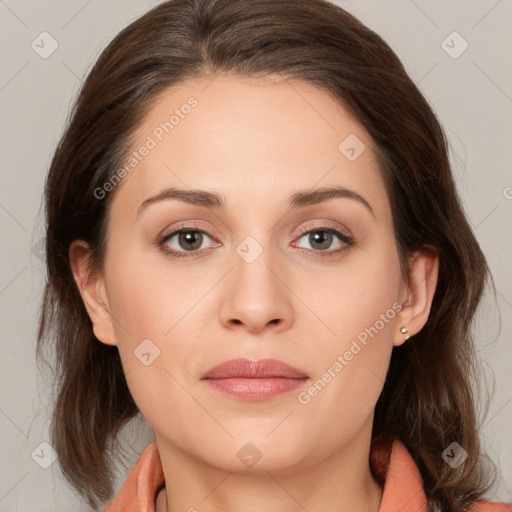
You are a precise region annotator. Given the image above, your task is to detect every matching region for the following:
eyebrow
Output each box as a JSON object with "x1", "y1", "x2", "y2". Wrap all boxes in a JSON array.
[{"x1": 136, "y1": 185, "x2": 376, "y2": 219}]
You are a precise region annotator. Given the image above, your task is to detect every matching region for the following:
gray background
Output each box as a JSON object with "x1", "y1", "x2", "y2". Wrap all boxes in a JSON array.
[{"x1": 0, "y1": 0, "x2": 511, "y2": 510}]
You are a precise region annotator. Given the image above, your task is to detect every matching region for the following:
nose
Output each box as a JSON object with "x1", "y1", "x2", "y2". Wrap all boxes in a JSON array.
[{"x1": 218, "y1": 244, "x2": 293, "y2": 334}]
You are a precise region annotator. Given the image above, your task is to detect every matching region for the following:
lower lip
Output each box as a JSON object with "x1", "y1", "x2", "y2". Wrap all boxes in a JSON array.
[{"x1": 203, "y1": 377, "x2": 309, "y2": 400}]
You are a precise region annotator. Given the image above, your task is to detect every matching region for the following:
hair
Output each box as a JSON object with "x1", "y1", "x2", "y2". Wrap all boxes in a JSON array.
[{"x1": 37, "y1": 0, "x2": 500, "y2": 510}]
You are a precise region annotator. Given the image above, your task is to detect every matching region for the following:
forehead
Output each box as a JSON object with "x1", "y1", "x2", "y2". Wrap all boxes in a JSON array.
[{"x1": 109, "y1": 74, "x2": 390, "y2": 221}]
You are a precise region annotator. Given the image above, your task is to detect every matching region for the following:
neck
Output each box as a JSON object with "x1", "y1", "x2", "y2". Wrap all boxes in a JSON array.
[{"x1": 155, "y1": 420, "x2": 383, "y2": 512}]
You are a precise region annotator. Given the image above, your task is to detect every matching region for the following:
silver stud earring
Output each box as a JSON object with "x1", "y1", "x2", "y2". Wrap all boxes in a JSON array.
[{"x1": 400, "y1": 327, "x2": 410, "y2": 340}]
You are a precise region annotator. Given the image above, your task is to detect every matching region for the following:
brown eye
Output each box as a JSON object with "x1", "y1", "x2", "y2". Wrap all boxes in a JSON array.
[
  {"x1": 160, "y1": 229, "x2": 215, "y2": 257},
  {"x1": 306, "y1": 230, "x2": 334, "y2": 251},
  {"x1": 176, "y1": 231, "x2": 204, "y2": 251},
  {"x1": 295, "y1": 227, "x2": 353, "y2": 253}
]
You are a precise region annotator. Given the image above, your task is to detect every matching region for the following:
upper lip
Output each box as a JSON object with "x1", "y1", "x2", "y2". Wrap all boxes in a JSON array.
[{"x1": 202, "y1": 358, "x2": 309, "y2": 379}]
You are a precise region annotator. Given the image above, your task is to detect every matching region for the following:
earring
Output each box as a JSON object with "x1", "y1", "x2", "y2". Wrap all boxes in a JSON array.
[{"x1": 400, "y1": 327, "x2": 410, "y2": 340}]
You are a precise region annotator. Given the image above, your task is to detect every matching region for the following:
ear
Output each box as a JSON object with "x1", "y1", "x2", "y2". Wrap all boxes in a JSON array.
[
  {"x1": 394, "y1": 244, "x2": 439, "y2": 347},
  {"x1": 69, "y1": 240, "x2": 117, "y2": 346}
]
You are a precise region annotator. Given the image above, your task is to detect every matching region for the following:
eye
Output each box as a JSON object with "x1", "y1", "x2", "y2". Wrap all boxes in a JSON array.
[
  {"x1": 293, "y1": 224, "x2": 353, "y2": 255},
  {"x1": 158, "y1": 226, "x2": 218, "y2": 258}
]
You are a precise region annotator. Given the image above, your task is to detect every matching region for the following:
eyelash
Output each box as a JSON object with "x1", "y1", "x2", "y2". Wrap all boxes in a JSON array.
[{"x1": 157, "y1": 222, "x2": 354, "y2": 260}]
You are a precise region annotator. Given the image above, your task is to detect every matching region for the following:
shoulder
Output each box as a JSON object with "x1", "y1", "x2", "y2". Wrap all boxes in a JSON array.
[
  {"x1": 467, "y1": 499, "x2": 512, "y2": 512},
  {"x1": 370, "y1": 437, "x2": 511, "y2": 512}
]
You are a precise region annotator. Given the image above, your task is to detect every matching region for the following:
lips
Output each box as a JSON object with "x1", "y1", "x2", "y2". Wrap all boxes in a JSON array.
[
  {"x1": 202, "y1": 358, "x2": 309, "y2": 379},
  {"x1": 201, "y1": 358, "x2": 309, "y2": 400}
]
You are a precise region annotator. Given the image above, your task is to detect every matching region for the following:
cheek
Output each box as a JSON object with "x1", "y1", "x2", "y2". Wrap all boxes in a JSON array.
[
  {"x1": 103, "y1": 247, "x2": 211, "y2": 408},
  {"x1": 105, "y1": 246, "x2": 193, "y2": 342},
  {"x1": 104, "y1": 258, "x2": 197, "y2": 431},
  {"x1": 302, "y1": 234, "x2": 401, "y2": 348},
  {"x1": 296, "y1": 239, "x2": 400, "y2": 421}
]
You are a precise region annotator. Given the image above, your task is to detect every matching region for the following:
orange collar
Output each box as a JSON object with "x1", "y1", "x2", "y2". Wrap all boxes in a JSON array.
[{"x1": 104, "y1": 438, "x2": 510, "y2": 512}]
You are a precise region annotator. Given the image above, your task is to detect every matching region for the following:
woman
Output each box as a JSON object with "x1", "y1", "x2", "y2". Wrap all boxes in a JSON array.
[{"x1": 37, "y1": 0, "x2": 511, "y2": 510}]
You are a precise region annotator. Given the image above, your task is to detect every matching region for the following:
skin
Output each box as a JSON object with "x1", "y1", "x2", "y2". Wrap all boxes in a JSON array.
[{"x1": 70, "y1": 74, "x2": 439, "y2": 512}]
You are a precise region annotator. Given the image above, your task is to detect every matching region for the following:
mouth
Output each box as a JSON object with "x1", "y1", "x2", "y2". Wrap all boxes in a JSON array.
[{"x1": 201, "y1": 358, "x2": 309, "y2": 401}]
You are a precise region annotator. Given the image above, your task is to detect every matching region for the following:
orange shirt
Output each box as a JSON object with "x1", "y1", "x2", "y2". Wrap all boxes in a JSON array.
[{"x1": 104, "y1": 438, "x2": 511, "y2": 512}]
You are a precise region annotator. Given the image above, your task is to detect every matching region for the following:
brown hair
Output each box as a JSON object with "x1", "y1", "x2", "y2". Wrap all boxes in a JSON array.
[{"x1": 37, "y1": 0, "x2": 499, "y2": 509}]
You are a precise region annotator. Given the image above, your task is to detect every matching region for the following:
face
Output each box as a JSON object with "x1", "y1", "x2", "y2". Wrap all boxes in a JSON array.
[{"x1": 80, "y1": 74, "x2": 414, "y2": 473}]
